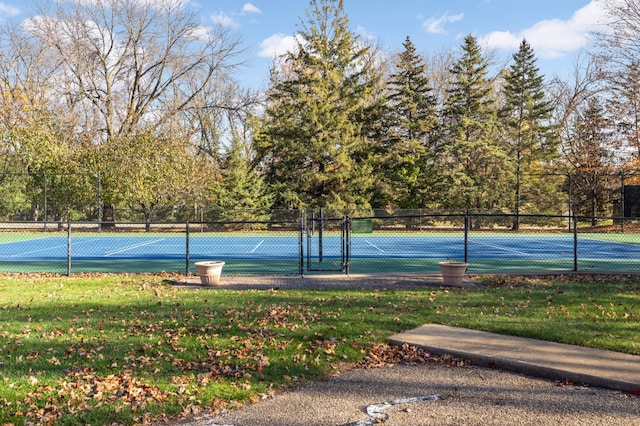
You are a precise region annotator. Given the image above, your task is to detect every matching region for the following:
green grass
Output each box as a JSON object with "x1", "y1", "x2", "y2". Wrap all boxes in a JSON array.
[
  {"x1": 0, "y1": 273, "x2": 638, "y2": 425},
  {"x1": 580, "y1": 233, "x2": 640, "y2": 244},
  {"x1": 0, "y1": 260, "x2": 304, "y2": 275},
  {"x1": 2, "y1": 257, "x2": 638, "y2": 275}
]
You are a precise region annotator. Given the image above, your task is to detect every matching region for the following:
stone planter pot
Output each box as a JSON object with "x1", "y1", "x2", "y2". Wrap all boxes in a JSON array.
[
  {"x1": 194, "y1": 261, "x2": 225, "y2": 285},
  {"x1": 438, "y1": 261, "x2": 468, "y2": 287}
]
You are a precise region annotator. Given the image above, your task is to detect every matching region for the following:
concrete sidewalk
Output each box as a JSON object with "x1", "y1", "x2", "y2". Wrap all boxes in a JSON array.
[
  {"x1": 175, "y1": 273, "x2": 459, "y2": 290},
  {"x1": 389, "y1": 324, "x2": 640, "y2": 393}
]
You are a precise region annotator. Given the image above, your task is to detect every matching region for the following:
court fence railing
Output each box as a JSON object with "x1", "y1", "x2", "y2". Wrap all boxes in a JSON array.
[
  {"x1": 1, "y1": 211, "x2": 640, "y2": 276},
  {"x1": 7, "y1": 171, "x2": 640, "y2": 225}
]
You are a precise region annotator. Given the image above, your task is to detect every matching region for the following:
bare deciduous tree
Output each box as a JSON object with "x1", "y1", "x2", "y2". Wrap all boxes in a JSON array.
[
  {"x1": 591, "y1": 0, "x2": 640, "y2": 162},
  {"x1": 599, "y1": 0, "x2": 640, "y2": 64},
  {"x1": 547, "y1": 54, "x2": 605, "y2": 148},
  {"x1": 0, "y1": 0, "x2": 249, "y2": 221},
  {"x1": 25, "y1": 0, "x2": 245, "y2": 143}
]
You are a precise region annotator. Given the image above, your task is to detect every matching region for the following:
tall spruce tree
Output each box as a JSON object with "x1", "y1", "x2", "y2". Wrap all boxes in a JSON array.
[
  {"x1": 254, "y1": 0, "x2": 381, "y2": 210},
  {"x1": 218, "y1": 132, "x2": 273, "y2": 221},
  {"x1": 501, "y1": 39, "x2": 559, "y2": 228},
  {"x1": 442, "y1": 35, "x2": 510, "y2": 213},
  {"x1": 381, "y1": 36, "x2": 440, "y2": 209}
]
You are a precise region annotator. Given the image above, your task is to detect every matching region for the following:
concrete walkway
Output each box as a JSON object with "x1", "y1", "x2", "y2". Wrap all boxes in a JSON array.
[
  {"x1": 389, "y1": 324, "x2": 640, "y2": 393},
  {"x1": 176, "y1": 273, "x2": 459, "y2": 290}
]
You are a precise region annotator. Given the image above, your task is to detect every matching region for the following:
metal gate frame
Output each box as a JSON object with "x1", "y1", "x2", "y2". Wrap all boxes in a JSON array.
[{"x1": 305, "y1": 214, "x2": 351, "y2": 273}]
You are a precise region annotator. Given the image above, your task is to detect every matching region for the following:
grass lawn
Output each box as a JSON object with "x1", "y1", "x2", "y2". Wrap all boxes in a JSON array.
[{"x1": 0, "y1": 273, "x2": 638, "y2": 425}]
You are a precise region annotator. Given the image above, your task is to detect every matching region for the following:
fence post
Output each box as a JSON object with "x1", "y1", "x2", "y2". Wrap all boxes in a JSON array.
[
  {"x1": 464, "y1": 211, "x2": 469, "y2": 263},
  {"x1": 567, "y1": 173, "x2": 572, "y2": 231},
  {"x1": 573, "y1": 215, "x2": 578, "y2": 272},
  {"x1": 44, "y1": 172, "x2": 48, "y2": 232},
  {"x1": 621, "y1": 172, "x2": 625, "y2": 233},
  {"x1": 343, "y1": 216, "x2": 351, "y2": 275},
  {"x1": 318, "y1": 208, "x2": 323, "y2": 263},
  {"x1": 299, "y1": 216, "x2": 304, "y2": 276},
  {"x1": 185, "y1": 221, "x2": 190, "y2": 276},
  {"x1": 67, "y1": 220, "x2": 72, "y2": 276},
  {"x1": 97, "y1": 171, "x2": 102, "y2": 233}
]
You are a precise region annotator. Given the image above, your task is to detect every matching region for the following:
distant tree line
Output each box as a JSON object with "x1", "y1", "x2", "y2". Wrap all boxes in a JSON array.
[{"x1": 0, "y1": 0, "x2": 638, "y2": 224}]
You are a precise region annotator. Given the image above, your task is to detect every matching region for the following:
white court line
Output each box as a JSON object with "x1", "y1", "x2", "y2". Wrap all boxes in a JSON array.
[
  {"x1": 105, "y1": 238, "x2": 165, "y2": 256},
  {"x1": 470, "y1": 239, "x2": 531, "y2": 256},
  {"x1": 5, "y1": 238, "x2": 99, "y2": 258},
  {"x1": 364, "y1": 239, "x2": 385, "y2": 253},
  {"x1": 249, "y1": 240, "x2": 265, "y2": 253}
]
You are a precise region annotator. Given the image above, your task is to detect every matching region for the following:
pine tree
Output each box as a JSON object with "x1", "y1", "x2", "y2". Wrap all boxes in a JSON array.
[
  {"x1": 381, "y1": 36, "x2": 440, "y2": 209},
  {"x1": 253, "y1": 0, "x2": 382, "y2": 210},
  {"x1": 442, "y1": 35, "x2": 510, "y2": 213},
  {"x1": 501, "y1": 39, "x2": 560, "y2": 228},
  {"x1": 218, "y1": 132, "x2": 273, "y2": 222}
]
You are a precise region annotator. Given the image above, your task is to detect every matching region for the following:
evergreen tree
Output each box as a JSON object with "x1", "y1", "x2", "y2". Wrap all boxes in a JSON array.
[
  {"x1": 381, "y1": 36, "x2": 441, "y2": 209},
  {"x1": 442, "y1": 35, "x2": 510, "y2": 213},
  {"x1": 253, "y1": 0, "x2": 381, "y2": 210},
  {"x1": 219, "y1": 132, "x2": 273, "y2": 221},
  {"x1": 501, "y1": 39, "x2": 560, "y2": 227}
]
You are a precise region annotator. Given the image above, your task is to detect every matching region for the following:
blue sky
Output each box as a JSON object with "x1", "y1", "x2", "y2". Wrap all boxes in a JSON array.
[
  {"x1": 207, "y1": 0, "x2": 611, "y2": 89},
  {"x1": 0, "y1": 0, "x2": 611, "y2": 90}
]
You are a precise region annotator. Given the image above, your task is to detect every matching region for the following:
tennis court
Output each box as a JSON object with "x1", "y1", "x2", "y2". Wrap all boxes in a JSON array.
[{"x1": 1, "y1": 230, "x2": 640, "y2": 274}]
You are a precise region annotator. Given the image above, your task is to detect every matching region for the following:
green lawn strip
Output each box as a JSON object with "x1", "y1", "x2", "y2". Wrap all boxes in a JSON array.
[
  {"x1": 0, "y1": 260, "x2": 303, "y2": 275},
  {"x1": 349, "y1": 258, "x2": 640, "y2": 274},
  {"x1": 348, "y1": 258, "x2": 578, "y2": 274},
  {"x1": 578, "y1": 233, "x2": 640, "y2": 245},
  {"x1": 5, "y1": 257, "x2": 632, "y2": 275},
  {"x1": 0, "y1": 274, "x2": 638, "y2": 425},
  {"x1": 0, "y1": 232, "x2": 67, "y2": 243},
  {"x1": 0, "y1": 261, "x2": 69, "y2": 274}
]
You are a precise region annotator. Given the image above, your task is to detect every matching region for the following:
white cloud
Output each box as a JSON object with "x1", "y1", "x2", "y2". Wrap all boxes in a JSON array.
[
  {"x1": 186, "y1": 24, "x2": 211, "y2": 41},
  {"x1": 21, "y1": 15, "x2": 47, "y2": 36},
  {"x1": 356, "y1": 25, "x2": 376, "y2": 42},
  {"x1": 480, "y1": 0, "x2": 610, "y2": 59},
  {"x1": 422, "y1": 12, "x2": 464, "y2": 34},
  {"x1": 242, "y1": 3, "x2": 261, "y2": 14},
  {"x1": 211, "y1": 4, "x2": 259, "y2": 28},
  {"x1": 0, "y1": 2, "x2": 20, "y2": 17},
  {"x1": 211, "y1": 12, "x2": 238, "y2": 28},
  {"x1": 258, "y1": 33, "x2": 300, "y2": 58}
]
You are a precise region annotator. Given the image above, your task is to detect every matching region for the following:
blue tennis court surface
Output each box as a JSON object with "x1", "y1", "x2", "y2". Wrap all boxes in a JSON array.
[
  {"x1": 353, "y1": 235, "x2": 640, "y2": 259},
  {"x1": 0, "y1": 235, "x2": 300, "y2": 260},
  {"x1": 2, "y1": 234, "x2": 640, "y2": 261}
]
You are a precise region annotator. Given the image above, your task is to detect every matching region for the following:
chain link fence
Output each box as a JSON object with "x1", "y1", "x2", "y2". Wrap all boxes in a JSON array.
[
  {"x1": 3, "y1": 172, "x2": 640, "y2": 223},
  {"x1": 1, "y1": 211, "x2": 640, "y2": 275}
]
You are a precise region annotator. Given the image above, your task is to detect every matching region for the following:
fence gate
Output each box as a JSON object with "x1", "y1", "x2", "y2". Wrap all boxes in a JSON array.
[{"x1": 306, "y1": 215, "x2": 350, "y2": 273}]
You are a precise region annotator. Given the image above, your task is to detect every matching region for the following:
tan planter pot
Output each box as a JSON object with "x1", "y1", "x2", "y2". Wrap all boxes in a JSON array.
[
  {"x1": 194, "y1": 261, "x2": 225, "y2": 285},
  {"x1": 438, "y1": 261, "x2": 468, "y2": 287}
]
